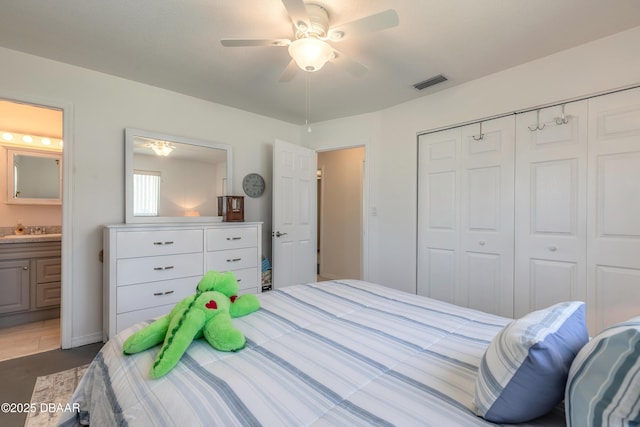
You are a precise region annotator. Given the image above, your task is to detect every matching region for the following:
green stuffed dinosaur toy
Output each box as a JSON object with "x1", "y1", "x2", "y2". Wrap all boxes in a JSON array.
[{"x1": 123, "y1": 270, "x2": 260, "y2": 378}]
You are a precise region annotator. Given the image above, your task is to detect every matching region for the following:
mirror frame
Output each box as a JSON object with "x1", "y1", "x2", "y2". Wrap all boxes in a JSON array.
[
  {"x1": 124, "y1": 128, "x2": 233, "y2": 223},
  {"x1": 6, "y1": 148, "x2": 62, "y2": 205}
]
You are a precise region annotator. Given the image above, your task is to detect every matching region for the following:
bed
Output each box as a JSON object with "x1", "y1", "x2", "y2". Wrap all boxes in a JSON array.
[{"x1": 58, "y1": 279, "x2": 638, "y2": 426}]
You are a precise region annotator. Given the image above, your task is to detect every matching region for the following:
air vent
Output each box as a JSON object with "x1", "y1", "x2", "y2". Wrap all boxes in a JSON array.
[{"x1": 413, "y1": 74, "x2": 448, "y2": 91}]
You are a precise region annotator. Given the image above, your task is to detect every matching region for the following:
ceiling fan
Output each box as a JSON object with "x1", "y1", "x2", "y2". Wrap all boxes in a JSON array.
[{"x1": 220, "y1": 0, "x2": 399, "y2": 82}]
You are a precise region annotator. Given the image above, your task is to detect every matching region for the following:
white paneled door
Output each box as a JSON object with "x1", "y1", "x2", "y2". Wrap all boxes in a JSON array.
[
  {"x1": 418, "y1": 128, "x2": 460, "y2": 305},
  {"x1": 418, "y1": 116, "x2": 515, "y2": 317},
  {"x1": 419, "y1": 87, "x2": 639, "y2": 330},
  {"x1": 272, "y1": 139, "x2": 317, "y2": 289},
  {"x1": 514, "y1": 101, "x2": 588, "y2": 319},
  {"x1": 587, "y1": 87, "x2": 640, "y2": 332}
]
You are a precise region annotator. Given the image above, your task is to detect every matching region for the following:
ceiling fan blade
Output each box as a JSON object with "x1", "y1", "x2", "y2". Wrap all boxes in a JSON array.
[
  {"x1": 329, "y1": 49, "x2": 368, "y2": 77},
  {"x1": 328, "y1": 9, "x2": 399, "y2": 40},
  {"x1": 281, "y1": 0, "x2": 311, "y2": 31},
  {"x1": 279, "y1": 60, "x2": 299, "y2": 82},
  {"x1": 220, "y1": 39, "x2": 291, "y2": 47}
]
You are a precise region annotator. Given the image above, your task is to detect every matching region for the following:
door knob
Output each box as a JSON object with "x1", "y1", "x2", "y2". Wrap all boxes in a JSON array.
[{"x1": 273, "y1": 231, "x2": 288, "y2": 238}]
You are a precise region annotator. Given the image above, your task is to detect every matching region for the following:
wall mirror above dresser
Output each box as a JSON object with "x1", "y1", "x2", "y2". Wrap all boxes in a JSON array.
[{"x1": 125, "y1": 128, "x2": 232, "y2": 223}]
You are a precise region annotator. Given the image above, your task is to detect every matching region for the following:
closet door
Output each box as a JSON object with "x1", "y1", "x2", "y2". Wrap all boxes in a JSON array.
[
  {"x1": 459, "y1": 117, "x2": 515, "y2": 317},
  {"x1": 587, "y1": 87, "x2": 640, "y2": 332},
  {"x1": 417, "y1": 128, "x2": 461, "y2": 305},
  {"x1": 418, "y1": 116, "x2": 515, "y2": 317},
  {"x1": 514, "y1": 101, "x2": 588, "y2": 319}
]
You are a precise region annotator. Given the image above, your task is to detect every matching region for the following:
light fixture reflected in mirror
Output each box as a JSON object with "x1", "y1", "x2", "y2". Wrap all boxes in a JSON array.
[{"x1": 145, "y1": 140, "x2": 175, "y2": 156}]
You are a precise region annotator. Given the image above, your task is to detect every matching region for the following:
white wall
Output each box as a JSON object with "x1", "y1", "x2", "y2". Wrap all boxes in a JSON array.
[
  {"x1": 303, "y1": 26, "x2": 640, "y2": 294},
  {"x1": 0, "y1": 47, "x2": 300, "y2": 346}
]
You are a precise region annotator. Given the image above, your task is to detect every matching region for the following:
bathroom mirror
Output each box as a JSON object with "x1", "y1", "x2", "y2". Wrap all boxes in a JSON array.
[
  {"x1": 6, "y1": 148, "x2": 62, "y2": 205},
  {"x1": 125, "y1": 128, "x2": 232, "y2": 223}
]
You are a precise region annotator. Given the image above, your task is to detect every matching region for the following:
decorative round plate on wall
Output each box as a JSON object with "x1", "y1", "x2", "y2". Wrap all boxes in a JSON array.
[{"x1": 242, "y1": 173, "x2": 266, "y2": 198}]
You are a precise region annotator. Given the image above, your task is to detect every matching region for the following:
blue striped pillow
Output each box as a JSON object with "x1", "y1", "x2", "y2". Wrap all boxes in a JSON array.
[
  {"x1": 474, "y1": 302, "x2": 588, "y2": 423},
  {"x1": 565, "y1": 316, "x2": 640, "y2": 426}
]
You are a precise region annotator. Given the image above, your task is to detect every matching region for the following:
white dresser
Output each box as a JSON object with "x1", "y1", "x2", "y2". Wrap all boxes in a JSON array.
[{"x1": 103, "y1": 222, "x2": 262, "y2": 339}]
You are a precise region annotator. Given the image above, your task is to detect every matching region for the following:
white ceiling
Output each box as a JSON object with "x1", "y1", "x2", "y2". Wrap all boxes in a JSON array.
[{"x1": 1, "y1": 0, "x2": 639, "y2": 125}]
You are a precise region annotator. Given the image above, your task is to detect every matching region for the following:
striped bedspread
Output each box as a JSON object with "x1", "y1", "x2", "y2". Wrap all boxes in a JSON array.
[{"x1": 59, "y1": 280, "x2": 565, "y2": 426}]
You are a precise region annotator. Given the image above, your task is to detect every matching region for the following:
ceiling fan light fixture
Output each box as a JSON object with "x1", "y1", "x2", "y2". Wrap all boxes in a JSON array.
[{"x1": 288, "y1": 37, "x2": 333, "y2": 72}]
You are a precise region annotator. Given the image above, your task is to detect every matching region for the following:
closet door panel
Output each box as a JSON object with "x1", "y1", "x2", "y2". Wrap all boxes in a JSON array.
[
  {"x1": 466, "y1": 252, "x2": 501, "y2": 315},
  {"x1": 514, "y1": 101, "x2": 588, "y2": 318},
  {"x1": 588, "y1": 87, "x2": 640, "y2": 332},
  {"x1": 424, "y1": 248, "x2": 456, "y2": 303},
  {"x1": 598, "y1": 153, "x2": 640, "y2": 238},
  {"x1": 417, "y1": 129, "x2": 460, "y2": 301},
  {"x1": 459, "y1": 117, "x2": 514, "y2": 317},
  {"x1": 596, "y1": 266, "x2": 640, "y2": 329},
  {"x1": 531, "y1": 160, "x2": 578, "y2": 234},
  {"x1": 528, "y1": 259, "x2": 577, "y2": 309}
]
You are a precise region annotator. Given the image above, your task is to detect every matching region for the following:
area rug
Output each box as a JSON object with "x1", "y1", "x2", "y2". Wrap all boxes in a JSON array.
[{"x1": 24, "y1": 364, "x2": 88, "y2": 427}]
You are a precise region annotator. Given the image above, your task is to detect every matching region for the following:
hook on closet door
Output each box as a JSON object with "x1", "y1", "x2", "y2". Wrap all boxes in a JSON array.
[
  {"x1": 472, "y1": 122, "x2": 485, "y2": 141},
  {"x1": 554, "y1": 104, "x2": 569, "y2": 125},
  {"x1": 528, "y1": 110, "x2": 546, "y2": 131}
]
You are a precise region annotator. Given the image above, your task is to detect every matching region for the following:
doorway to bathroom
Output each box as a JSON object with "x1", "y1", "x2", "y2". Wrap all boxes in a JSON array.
[{"x1": 0, "y1": 99, "x2": 64, "y2": 361}]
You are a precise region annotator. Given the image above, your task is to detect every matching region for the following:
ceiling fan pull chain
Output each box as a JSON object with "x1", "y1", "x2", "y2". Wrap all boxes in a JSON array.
[{"x1": 306, "y1": 72, "x2": 312, "y2": 133}]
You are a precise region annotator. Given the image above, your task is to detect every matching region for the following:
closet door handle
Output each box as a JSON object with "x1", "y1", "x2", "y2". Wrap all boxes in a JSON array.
[{"x1": 153, "y1": 266, "x2": 175, "y2": 271}]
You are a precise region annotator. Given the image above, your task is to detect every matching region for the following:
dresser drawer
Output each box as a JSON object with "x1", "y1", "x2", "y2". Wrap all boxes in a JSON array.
[
  {"x1": 116, "y1": 303, "x2": 175, "y2": 334},
  {"x1": 117, "y1": 277, "x2": 196, "y2": 314},
  {"x1": 207, "y1": 227, "x2": 257, "y2": 251},
  {"x1": 116, "y1": 229, "x2": 203, "y2": 258},
  {"x1": 232, "y1": 267, "x2": 258, "y2": 293},
  {"x1": 206, "y1": 248, "x2": 257, "y2": 272},
  {"x1": 117, "y1": 253, "x2": 203, "y2": 286}
]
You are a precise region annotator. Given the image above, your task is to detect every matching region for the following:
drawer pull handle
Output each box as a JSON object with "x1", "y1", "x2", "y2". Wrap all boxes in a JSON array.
[
  {"x1": 237, "y1": 279, "x2": 242, "y2": 282},
  {"x1": 153, "y1": 290, "x2": 175, "y2": 296},
  {"x1": 153, "y1": 266, "x2": 175, "y2": 271},
  {"x1": 226, "y1": 237, "x2": 242, "y2": 241},
  {"x1": 153, "y1": 241, "x2": 175, "y2": 246},
  {"x1": 226, "y1": 258, "x2": 242, "y2": 262}
]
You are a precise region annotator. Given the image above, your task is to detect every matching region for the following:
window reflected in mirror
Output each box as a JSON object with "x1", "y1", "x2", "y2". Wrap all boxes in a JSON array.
[{"x1": 133, "y1": 170, "x2": 160, "y2": 216}]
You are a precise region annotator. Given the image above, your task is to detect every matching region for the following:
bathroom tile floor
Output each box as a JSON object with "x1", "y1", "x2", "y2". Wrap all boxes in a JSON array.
[{"x1": 0, "y1": 319, "x2": 60, "y2": 362}]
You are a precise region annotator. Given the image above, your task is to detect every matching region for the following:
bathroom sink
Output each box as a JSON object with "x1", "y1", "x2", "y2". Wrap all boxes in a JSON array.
[{"x1": 2, "y1": 233, "x2": 62, "y2": 239}]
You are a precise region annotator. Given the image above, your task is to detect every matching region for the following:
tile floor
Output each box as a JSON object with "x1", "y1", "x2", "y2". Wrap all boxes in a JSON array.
[{"x1": 0, "y1": 319, "x2": 60, "y2": 362}]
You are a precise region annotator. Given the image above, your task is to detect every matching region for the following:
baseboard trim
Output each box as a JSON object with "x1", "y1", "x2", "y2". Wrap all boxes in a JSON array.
[{"x1": 68, "y1": 331, "x2": 103, "y2": 349}]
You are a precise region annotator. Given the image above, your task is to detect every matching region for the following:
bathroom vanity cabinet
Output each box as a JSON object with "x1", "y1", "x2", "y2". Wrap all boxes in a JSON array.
[{"x1": 0, "y1": 238, "x2": 61, "y2": 328}]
